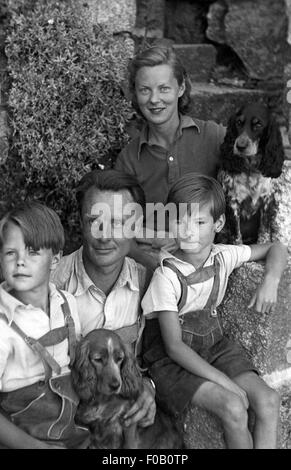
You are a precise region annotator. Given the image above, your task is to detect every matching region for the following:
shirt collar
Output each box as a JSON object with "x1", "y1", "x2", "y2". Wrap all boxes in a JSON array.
[
  {"x1": 137, "y1": 114, "x2": 200, "y2": 159},
  {"x1": 159, "y1": 244, "x2": 218, "y2": 273},
  {"x1": 73, "y1": 247, "x2": 96, "y2": 296},
  {"x1": 73, "y1": 247, "x2": 139, "y2": 296},
  {"x1": 114, "y1": 257, "x2": 140, "y2": 292},
  {"x1": 0, "y1": 282, "x2": 63, "y2": 325}
]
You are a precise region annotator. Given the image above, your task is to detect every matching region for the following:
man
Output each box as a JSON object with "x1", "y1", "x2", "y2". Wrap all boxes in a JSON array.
[{"x1": 52, "y1": 169, "x2": 156, "y2": 428}]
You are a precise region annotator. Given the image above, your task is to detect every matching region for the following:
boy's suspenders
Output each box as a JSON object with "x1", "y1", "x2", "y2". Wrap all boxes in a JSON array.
[
  {"x1": 114, "y1": 265, "x2": 150, "y2": 357},
  {"x1": 162, "y1": 257, "x2": 219, "y2": 312},
  {"x1": 0, "y1": 289, "x2": 77, "y2": 381}
]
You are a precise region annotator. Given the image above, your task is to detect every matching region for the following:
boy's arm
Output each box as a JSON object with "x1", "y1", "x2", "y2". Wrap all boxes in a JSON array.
[
  {"x1": 0, "y1": 411, "x2": 65, "y2": 449},
  {"x1": 248, "y1": 242, "x2": 288, "y2": 313},
  {"x1": 158, "y1": 310, "x2": 249, "y2": 408}
]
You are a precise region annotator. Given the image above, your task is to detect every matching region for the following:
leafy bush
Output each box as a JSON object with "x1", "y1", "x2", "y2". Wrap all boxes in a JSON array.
[{"x1": 3, "y1": 0, "x2": 133, "y2": 252}]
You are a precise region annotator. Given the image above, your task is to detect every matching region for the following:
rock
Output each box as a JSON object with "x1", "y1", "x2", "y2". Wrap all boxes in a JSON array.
[
  {"x1": 286, "y1": 0, "x2": 291, "y2": 45},
  {"x1": 273, "y1": 161, "x2": 291, "y2": 250},
  {"x1": 224, "y1": 0, "x2": 287, "y2": 80},
  {"x1": 206, "y1": 0, "x2": 227, "y2": 44},
  {"x1": 206, "y1": 0, "x2": 287, "y2": 80},
  {"x1": 183, "y1": 406, "x2": 225, "y2": 449},
  {"x1": 173, "y1": 44, "x2": 217, "y2": 82},
  {"x1": 218, "y1": 261, "x2": 291, "y2": 376},
  {"x1": 188, "y1": 82, "x2": 271, "y2": 125},
  {"x1": 135, "y1": 0, "x2": 165, "y2": 38},
  {"x1": 165, "y1": 0, "x2": 208, "y2": 44}
]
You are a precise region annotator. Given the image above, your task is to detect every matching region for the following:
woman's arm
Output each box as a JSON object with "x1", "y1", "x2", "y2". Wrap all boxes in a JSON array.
[
  {"x1": 248, "y1": 242, "x2": 288, "y2": 312},
  {"x1": 158, "y1": 310, "x2": 249, "y2": 407}
]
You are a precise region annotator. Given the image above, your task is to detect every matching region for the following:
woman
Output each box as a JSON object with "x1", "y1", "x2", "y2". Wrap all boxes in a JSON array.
[{"x1": 115, "y1": 45, "x2": 225, "y2": 269}]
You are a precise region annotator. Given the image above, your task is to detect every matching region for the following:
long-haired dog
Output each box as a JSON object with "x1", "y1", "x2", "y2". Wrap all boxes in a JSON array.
[
  {"x1": 71, "y1": 329, "x2": 184, "y2": 449},
  {"x1": 217, "y1": 102, "x2": 285, "y2": 244}
]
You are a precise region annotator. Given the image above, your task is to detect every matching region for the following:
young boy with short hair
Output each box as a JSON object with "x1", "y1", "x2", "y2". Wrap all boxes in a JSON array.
[
  {"x1": 142, "y1": 173, "x2": 287, "y2": 449},
  {"x1": 0, "y1": 202, "x2": 89, "y2": 449}
]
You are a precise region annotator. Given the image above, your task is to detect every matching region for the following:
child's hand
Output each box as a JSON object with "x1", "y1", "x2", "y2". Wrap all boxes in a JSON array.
[
  {"x1": 248, "y1": 275, "x2": 279, "y2": 313},
  {"x1": 218, "y1": 375, "x2": 249, "y2": 409}
]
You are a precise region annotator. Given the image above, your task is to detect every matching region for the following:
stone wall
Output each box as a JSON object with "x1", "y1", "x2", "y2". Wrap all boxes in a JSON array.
[{"x1": 135, "y1": 0, "x2": 289, "y2": 126}]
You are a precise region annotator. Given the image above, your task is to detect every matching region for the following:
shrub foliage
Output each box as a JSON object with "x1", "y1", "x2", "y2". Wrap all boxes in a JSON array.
[{"x1": 3, "y1": 0, "x2": 133, "y2": 252}]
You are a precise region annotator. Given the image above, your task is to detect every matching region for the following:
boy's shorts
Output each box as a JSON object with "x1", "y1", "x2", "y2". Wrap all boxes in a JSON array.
[{"x1": 148, "y1": 336, "x2": 258, "y2": 417}]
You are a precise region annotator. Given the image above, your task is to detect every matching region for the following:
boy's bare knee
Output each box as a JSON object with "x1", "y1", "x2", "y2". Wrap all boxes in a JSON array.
[
  {"x1": 255, "y1": 387, "x2": 280, "y2": 419},
  {"x1": 220, "y1": 395, "x2": 248, "y2": 430}
]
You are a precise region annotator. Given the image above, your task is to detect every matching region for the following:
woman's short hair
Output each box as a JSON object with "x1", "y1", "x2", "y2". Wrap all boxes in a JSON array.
[
  {"x1": 0, "y1": 201, "x2": 65, "y2": 254},
  {"x1": 167, "y1": 173, "x2": 226, "y2": 222},
  {"x1": 76, "y1": 169, "x2": 146, "y2": 215},
  {"x1": 128, "y1": 44, "x2": 192, "y2": 115}
]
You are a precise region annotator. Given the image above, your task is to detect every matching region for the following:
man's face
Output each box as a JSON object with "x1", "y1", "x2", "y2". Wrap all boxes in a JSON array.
[{"x1": 81, "y1": 187, "x2": 139, "y2": 269}]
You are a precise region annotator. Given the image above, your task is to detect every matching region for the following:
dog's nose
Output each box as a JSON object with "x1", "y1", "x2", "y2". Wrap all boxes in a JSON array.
[
  {"x1": 236, "y1": 140, "x2": 248, "y2": 151},
  {"x1": 109, "y1": 380, "x2": 120, "y2": 392}
]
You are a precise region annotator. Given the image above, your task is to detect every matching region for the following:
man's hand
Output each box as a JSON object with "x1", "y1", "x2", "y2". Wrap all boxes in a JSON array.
[{"x1": 123, "y1": 377, "x2": 156, "y2": 428}]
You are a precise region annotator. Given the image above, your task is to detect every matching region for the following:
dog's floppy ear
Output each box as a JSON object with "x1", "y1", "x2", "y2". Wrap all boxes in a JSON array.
[
  {"x1": 220, "y1": 109, "x2": 245, "y2": 173},
  {"x1": 259, "y1": 115, "x2": 285, "y2": 177},
  {"x1": 71, "y1": 338, "x2": 97, "y2": 403},
  {"x1": 120, "y1": 345, "x2": 143, "y2": 400}
]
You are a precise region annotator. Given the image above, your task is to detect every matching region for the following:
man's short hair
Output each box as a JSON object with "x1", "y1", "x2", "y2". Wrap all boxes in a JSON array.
[
  {"x1": 76, "y1": 169, "x2": 146, "y2": 215},
  {"x1": 167, "y1": 172, "x2": 226, "y2": 222},
  {"x1": 0, "y1": 201, "x2": 65, "y2": 254}
]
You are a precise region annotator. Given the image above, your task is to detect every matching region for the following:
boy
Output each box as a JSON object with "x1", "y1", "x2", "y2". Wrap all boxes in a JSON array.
[
  {"x1": 0, "y1": 202, "x2": 89, "y2": 449},
  {"x1": 142, "y1": 173, "x2": 287, "y2": 449}
]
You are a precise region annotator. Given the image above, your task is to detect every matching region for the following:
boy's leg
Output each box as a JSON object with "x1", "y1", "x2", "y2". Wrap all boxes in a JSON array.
[
  {"x1": 233, "y1": 372, "x2": 280, "y2": 449},
  {"x1": 191, "y1": 381, "x2": 253, "y2": 449}
]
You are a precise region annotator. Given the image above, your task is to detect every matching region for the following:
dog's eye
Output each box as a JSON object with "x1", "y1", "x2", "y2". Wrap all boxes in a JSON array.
[
  {"x1": 236, "y1": 119, "x2": 243, "y2": 127},
  {"x1": 253, "y1": 122, "x2": 263, "y2": 129},
  {"x1": 116, "y1": 356, "x2": 124, "y2": 364},
  {"x1": 92, "y1": 356, "x2": 102, "y2": 364}
]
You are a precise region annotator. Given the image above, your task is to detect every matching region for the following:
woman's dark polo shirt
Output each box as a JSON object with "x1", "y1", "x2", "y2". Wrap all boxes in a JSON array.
[{"x1": 115, "y1": 115, "x2": 226, "y2": 207}]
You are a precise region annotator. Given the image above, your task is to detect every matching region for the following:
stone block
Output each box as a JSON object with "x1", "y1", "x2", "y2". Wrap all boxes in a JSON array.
[
  {"x1": 273, "y1": 161, "x2": 291, "y2": 250},
  {"x1": 135, "y1": 0, "x2": 165, "y2": 37},
  {"x1": 218, "y1": 261, "x2": 291, "y2": 377},
  {"x1": 165, "y1": 0, "x2": 208, "y2": 44},
  {"x1": 183, "y1": 406, "x2": 225, "y2": 449},
  {"x1": 208, "y1": 0, "x2": 288, "y2": 80},
  {"x1": 278, "y1": 383, "x2": 291, "y2": 448},
  {"x1": 173, "y1": 44, "x2": 216, "y2": 82},
  {"x1": 206, "y1": 0, "x2": 227, "y2": 44},
  {"x1": 188, "y1": 83, "x2": 271, "y2": 125}
]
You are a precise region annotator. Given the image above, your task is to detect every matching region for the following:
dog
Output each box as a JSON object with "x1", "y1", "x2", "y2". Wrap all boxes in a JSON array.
[
  {"x1": 217, "y1": 102, "x2": 285, "y2": 244},
  {"x1": 71, "y1": 329, "x2": 184, "y2": 449}
]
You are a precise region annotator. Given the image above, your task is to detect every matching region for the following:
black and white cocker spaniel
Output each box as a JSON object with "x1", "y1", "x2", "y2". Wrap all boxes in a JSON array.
[{"x1": 217, "y1": 102, "x2": 285, "y2": 244}]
